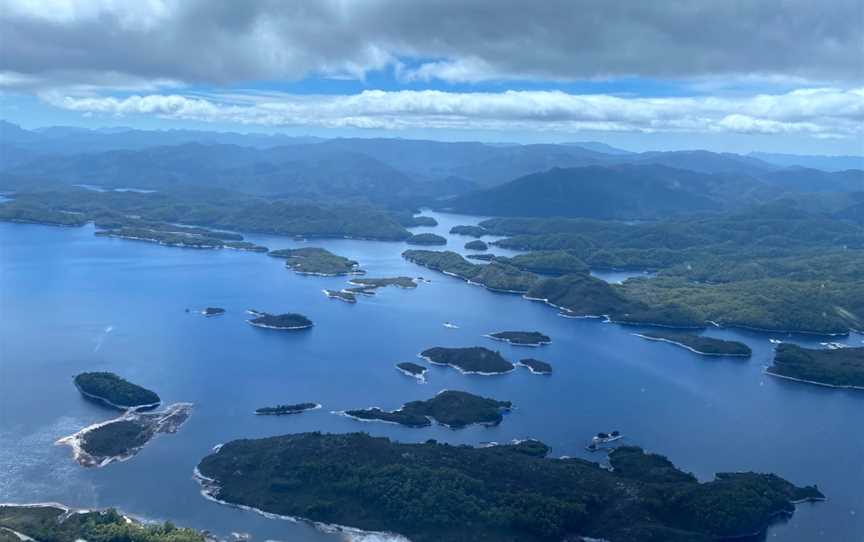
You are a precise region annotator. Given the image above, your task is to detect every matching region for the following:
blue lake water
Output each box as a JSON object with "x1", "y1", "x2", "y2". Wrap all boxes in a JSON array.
[{"x1": 0, "y1": 211, "x2": 862, "y2": 541}]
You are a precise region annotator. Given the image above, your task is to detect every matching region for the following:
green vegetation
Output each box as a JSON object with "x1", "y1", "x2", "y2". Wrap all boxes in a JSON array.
[
  {"x1": 196, "y1": 432, "x2": 823, "y2": 542},
  {"x1": 464, "y1": 240, "x2": 488, "y2": 251},
  {"x1": 74, "y1": 372, "x2": 160, "y2": 410},
  {"x1": 495, "y1": 251, "x2": 589, "y2": 275},
  {"x1": 767, "y1": 344, "x2": 864, "y2": 389},
  {"x1": 635, "y1": 332, "x2": 752, "y2": 356},
  {"x1": 247, "y1": 311, "x2": 314, "y2": 330},
  {"x1": 517, "y1": 358, "x2": 552, "y2": 374},
  {"x1": 0, "y1": 203, "x2": 88, "y2": 226},
  {"x1": 396, "y1": 362, "x2": 428, "y2": 379},
  {"x1": 421, "y1": 346, "x2": 514, "y2": 374},
  {"x1": 487, "y1": 331, "x2": 551, "y2": 346},
  {"x1": 323, "y1": 289, "x2": 357, "y2": 303},
  {"x1": 345, "y1": 390, "x2": 512, "y2": 428},
  {"x1": 396, "y1": 214, "x2": 439, "y2": 227},
  {"x1": 407, "y1": 232, "x2": 448, "y2": 245},
  {"x1": 269, "y1": 247, "x2": 362, "y2": 275},
  {"x1": 256, "y1": 403, "x2": 320, "y2": 415},
  {"x1": 449, "y1": 224, "x2": 488, "y2": 237},
  {"x1": 349, "y1": 276, "x2": 417, "y2": 289},
  {"x1": 0, "y1": 505, "x2": 205, "y2": 542},
  {"x1": 81, "y1": 420, "x2": 151, "y2": 458},
  {"x1": 224, "y1": 241, "x2": 268, "y2": 252},
  {"x1": 466, "y1": 253, "x2": 496, "y2": 261},
  {"x1": 403, "y1": 250, "x2": 537, "y2": 293}
]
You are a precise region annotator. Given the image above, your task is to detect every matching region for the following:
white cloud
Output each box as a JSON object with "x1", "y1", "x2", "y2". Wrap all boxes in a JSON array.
[{"x1": 44, "y1": 87, "x2": 864, "y2": 139}]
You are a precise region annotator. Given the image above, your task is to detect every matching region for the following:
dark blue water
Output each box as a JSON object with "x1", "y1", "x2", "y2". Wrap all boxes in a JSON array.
[{"x1": 1, "y1": 212, "x2": 862, "y2": 541}]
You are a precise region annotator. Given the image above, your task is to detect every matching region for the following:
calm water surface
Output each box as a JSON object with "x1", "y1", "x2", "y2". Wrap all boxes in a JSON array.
[{"x1": 1, "y1": 212, "x2": 862, "y2": 541}]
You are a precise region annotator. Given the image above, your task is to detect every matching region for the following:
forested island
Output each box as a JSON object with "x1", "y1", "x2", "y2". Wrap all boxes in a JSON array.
[
  {"x1": 767, "y1": 344, "x2": 864, "y2": 389},
  {"x1": 403, "y1": 250, "x2": 537, "y2": 293},
  {"x1": 464, "y1": 240, "x2": 488, "y2": 251},
  {"x1": 269, "y1": 247, "x2": 363, "y2": 276},
  {"x1": 247, "y1": 311, "x2": 314, "y2": 330},
  {"x1": 420, "y1": 346, "x2": 515, "y2": 374},
  {"x1": 517, "y1": 358, "x2": 553, "y2": 374},
  {"x1": 635, "y1": 332, "x2": 752, "y2": 357},
  {"x1": 323, "y1": 289, "x2": 357, "y2": 303},
  {"x1": 406, "y1": 232, "x2": 447, "y2": 245},
  {"x1": 344, "y1": 390, "x2": 511, "y2": 428},
  {"x1": 396, "y1": 361, "x2": 428, "y2": 382},
  {"x1": 255, "y1": 403, "x2": 321, "y2": 415},
  {"x1": 449, "y1": 224, "x2": 488, "y2": 237},
  {"x1": 349, "y1": 276, "x2": 418, "y2": 289},
  {"x1": 0, "y1": 504, "x2": 205, "y2": 542},
  {"x1": 486, "y1": 331, "x2": 552, "y2": 346},
  {"x1": 196, "y1": 432, "x2": 824, "y2": 542},
  {"x1": 74, "y1": 372, "x2": 161, "y2": 410}
]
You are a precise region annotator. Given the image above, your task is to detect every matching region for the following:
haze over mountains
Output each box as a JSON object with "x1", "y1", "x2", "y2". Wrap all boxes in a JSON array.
[{"x1": 2, "y1": 121, "x2": 861, "y2": 219}]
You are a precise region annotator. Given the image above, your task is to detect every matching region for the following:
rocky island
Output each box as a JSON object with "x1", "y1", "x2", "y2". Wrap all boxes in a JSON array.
[
  {"x1": 344, "y1": 390, "x2": 511, "y2": 428},
  {"x1": 74, "y1": 372, "x2": 161, "y2": 410},
  {"x1": 201, "y1": 307, "x2": 225, "y2": 316},
  {"x1": 420, "y1": 346, "x2": 514, "y2": 374},
  {"x1": 406, "y1": 232, "x2": 447, "y2": 246},
  {"x1": 269, "y1": 247, "x2": 363, "y2": 276},
  {"x1": 255, "y1": 403, "x2": 321, "y2": 415},
  {"x1": 767, "y1": 344, "x2": 864, "y2": 389},
  {"x1": 486, "y1": 330, "x2": 552, "y2": 346},
  {"x1": 323, "y1": 289, "x2": 357, "y2": 303},
  {"x1": 247, "y1": 310, "x2": 314, "y2": 330},
  {"x1": 57, "y1": 403, "x2": 192, "y2": 467},
  {"x1": 635, "y1": 331, "x2": 752, "y2": 357},
  {"x1": 395, "y1": 361, "x2": 428, "y2": 382},
  {"x1": 195, "y1": 432, "x2": 824, "y2": 542},
  {"x1": 516, "y1": 358, "x2": 552, "y2": 374}
]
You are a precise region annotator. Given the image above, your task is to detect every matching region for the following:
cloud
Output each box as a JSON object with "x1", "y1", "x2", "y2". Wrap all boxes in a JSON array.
[
  {"x1": 1, "y1": 0, "x2": 862, "y2": 92},
  {"x1": 44, "y1": 87, "x2": 864, "y2": 138}
]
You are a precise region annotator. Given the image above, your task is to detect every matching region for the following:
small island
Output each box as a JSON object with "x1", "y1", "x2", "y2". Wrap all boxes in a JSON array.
[
  {"x1": 323, "y1": 289, "x2": 357, "y2": 303},
  {"x1": 766, "y1": 344, "x2": 864, "y2": 389},
  {"x1": 420, "y1": 346, "x2": 514, "y2": 374},
  {"x1": 74, "y1": 372, "x2": 161, "y2": 410},
  {"x1": 57, "y1": 403, "x2": 192, "y2": 468},
  {"x1": 449, "y1": 225, "x2": 488, "y2": 237},
  {"x1": 396, "y1": 361, "x2": 428, "y2": 382},
  {"x1": 406, "y1": 232, "x2": 447, "y2": 246},
  {"x1": 344, "y1": 390, "x2": 512, "y2": 428},
  {"x1": 247, "y1": 310, "x2": 314, "y2": 330},
  {"x1": 517, "y1": 358, "x2": 552, "y2": 375},
  {"x1": 464, "y1": 239, "x2": 488, "y2": 251},
  {"x1": 224, "y1": 241, "x2": 269, "y2": 252},
  {"x1": 201, "y1": 307, "x2": 225, "y2": 316},
  {"x1": 635, "y1": 331, "x2": 752, "y2": 357},
  {"x1": 196, "y1": 432, "x2": 824, "y2": 542},
  {"x1": 348, "y1": 276, "x2": 418, "y2": 289},
  {"x1": 255, "y1": 403, "x2": 321, "y2": 415},
  {"x1": 269, "y1": 247, "x2": 363, "y2": 276},
  {"x1": 486, "y1": 330, "x2": 552, "y2": 346}
]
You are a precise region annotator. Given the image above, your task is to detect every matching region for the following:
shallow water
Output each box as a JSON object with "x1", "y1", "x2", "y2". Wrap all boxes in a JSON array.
[{"x1": 0, "y1": 211, "x2": 861, "y2": 541}]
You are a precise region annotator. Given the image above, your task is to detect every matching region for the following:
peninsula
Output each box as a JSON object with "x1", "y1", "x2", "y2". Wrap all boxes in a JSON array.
[
  {"x1": 247, "y1": 311, "x2": 314, "y2": 330},
  {"x1": 420, "y1": 346, "x2": 515, "y2": 374},
  {"x1": 767, "y1": 344, "x2": 864, "y2": 389},
  {"x1": 74, "y1": 372, "x2": 161, "y2": 410},
  {"x1": 344, "y1": 390, "x2": 511, "y2": 428},
  {"x1": 255, "y1": 403, "x2": 321, "y2": 415},
  {"x1": 195, "y1": 432, "x2": 824, "y2": 542},
  {"x1": 486, "y1": 330, "x2": 551, "y2": 346},
  {"x1": 269, "y1": 247, "x2": 363, "y2": 276},
  {"x1": 635, "y1": 332, "x2": 752, "y2": 357}
]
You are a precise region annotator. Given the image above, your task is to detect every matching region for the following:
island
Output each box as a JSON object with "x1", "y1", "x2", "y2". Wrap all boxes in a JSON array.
[
  {"x1": 224, "y1": 241, "x2": 269, "y2": 252},
  {"x1": 95, "y1": 227, "x2": 224, "y2": 249},
  {"x1": 255, "y1": 403, "x2": 321, "y2": 415},
  {"x1": 516, "y1": 358, "x2": 552, "y2": 375},
  {"x1": 766, "y1": 344, "x2": 864, "y2": 389},
  {"x1": 247, "y1": 310, "x2": 314, "y2": 330},
  {"x1": 395, "y1": 361, "x2": 428, "y2": 382},
  {"x1": 420, "y1": 346, "x2": 514, "y2": 374},
  {"x1": 323, "y1": 289, "x2": 357, "y2": 303},
  {"x1": 195, "y1": 432, "x2": 825, "y2": 542},
  {"x1": 464, "y1": 240, "x2": 488, "y2": 251},
  {"x1": 634, "y1": 331, "x2": 752, "y2": 357},
  {"x1": 486, "y1": 330, "x2": 552, "y2": 346},
  {"x1": 56, "y1": 403, "x2": 192, "y2": 467},
  {"x1": 343, "y1": 390, "x2": 512, "y2": 428},
  {"x1": 268, "y1": 247, "x2": 363, "y2": 276},
  {"x1": 449, "y1": 224, "x2": 488, "y2": 237},
  {"x1": 74, "y1": 372, "x2": 161, "y2": 410},
  {"x1": 348, "y1": 276, "x2": 418, "y2": 289},
  {"x1": 201, "y1": 307, "x2": 225, "y2": 316},
  {"x1": 0, "y1": 504, "x2": 206, "y2": 542},
  {"x1": 406, "y1": 232, "x2": 448, "y2": 246}
]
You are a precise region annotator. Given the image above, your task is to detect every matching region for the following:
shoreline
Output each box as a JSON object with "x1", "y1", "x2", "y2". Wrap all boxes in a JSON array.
[
  {"x1": 246, "y1": 320, "x2": 313, "y2": 330},
  {"x1": 763, "y1": 369, "x2": 864, "y2": 391},
  {"x1": 483, "y1": 332, "x2": 551, "y2": 347},
  {"x1": 418, "y1": 354, "x2": 515, "y2": 376},
  {"x1": 514, "y1": 360, "x2": 552, "y2": 375},
  {"x1": 632, "y1": 334, "x2": 751, "y2": 357},
  {"x1": 395, "y1": 365, "x2": 428, "y2": 383},
  {"x1": 74, "y1": 382, "x2": 161, "y2": 411}
]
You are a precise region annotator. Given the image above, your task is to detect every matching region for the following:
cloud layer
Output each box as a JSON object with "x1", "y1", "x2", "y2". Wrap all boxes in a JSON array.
[
  {"x1": 47, "y1": 87, "x2": 864, "y2": 138},
  {"x1": 2, "y1": 0, "x2": 862, "y2": 90}
]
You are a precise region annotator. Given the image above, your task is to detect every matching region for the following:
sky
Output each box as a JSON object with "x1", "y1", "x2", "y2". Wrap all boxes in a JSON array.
[{"x1": 1, "y1": 0, "x2": 863, "y2": 154}]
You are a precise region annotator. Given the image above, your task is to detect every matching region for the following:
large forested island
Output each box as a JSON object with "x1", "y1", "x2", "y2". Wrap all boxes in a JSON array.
[
  {"x1": 196, "y1": 432, "x2": 824, "y2": 542},
  {"x1": 767, "y1": 344, "x2": 864, "y2": 389},
  {"x1": 420, "y1": 346, "x2": 514, "y2": 374},
  {"x1": 0, "y1": 504, "x2": 205, "y2": 542},
  {"x1": 344, "y1": 390, "x2": 511, "y2": 428},
  {"x1": 269, "y1": 247, "x2": 362, "y2": 276},
  {"x1": 635, "y1": 332, "x2": 752, "y2": 357},
  {"x1": 247, "y1": 311, "x2": 314, "y2": 330},
  {"x1": 74, "y1": 372, "x2": 161, "y2": 410}
]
